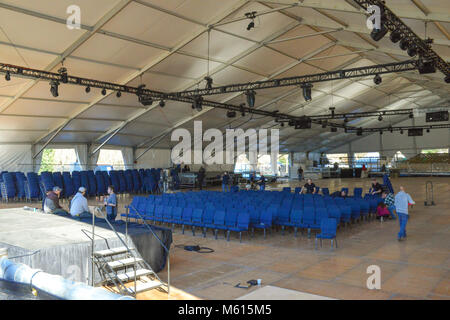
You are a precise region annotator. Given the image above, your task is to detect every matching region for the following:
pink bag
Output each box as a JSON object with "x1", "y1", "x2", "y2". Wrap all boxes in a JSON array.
[{"x1": 377, "y1": 206, "x2": 390, "y2": 217}]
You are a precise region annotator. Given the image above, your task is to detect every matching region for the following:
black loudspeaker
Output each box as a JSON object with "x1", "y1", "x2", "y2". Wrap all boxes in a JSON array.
[
  {"x1": 426, "y1": 111, "x2": 449, "y2": 122},
  {"x1": 295, "y1": 116, "x2": 312, "y2": 129},
  {"x1": 357, "y1": 128, "x2": 363, "y2": 136},
  {"x1": 408, "y1": 128, "x2": 423, "y2": 136},
  {"x1": 418, "y1": 60, "x2": 436, "y2": 74}
]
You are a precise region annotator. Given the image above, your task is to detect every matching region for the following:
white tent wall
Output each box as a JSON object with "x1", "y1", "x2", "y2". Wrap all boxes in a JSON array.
[
  {"x1": 135, "y1": 148, "x2": 172, "y2": 170},
  {"x1": 328, "y1": 118, "x2": 450, "y2": 160},
  {"x1": 0, "y1": 145, "x2": 33, "y2": 173}
]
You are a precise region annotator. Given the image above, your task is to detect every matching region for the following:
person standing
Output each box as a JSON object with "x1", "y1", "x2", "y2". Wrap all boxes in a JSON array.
[
  {"x1": 258, "y1": 175, "x2": 266, "y2": 191},
  {"x1": 297, "y1": 166, "x2": 304, "y2": 181},
  {"x1": 361, "y1": 163, "x2": 367, "y2": 179},
  {"x1": 382, "y1": 191, "x2": 396, "y2": 220},
  {"x1": 222, "y1": 172, "x2": 230, "y2": 192},
  {"x1": 394, "y1": 186, "x2": 415, "y2": 241},
  {"x1": 197, "y1": 166, "x2": 206, "y2": 190},
  {"x1": 104, "y1": 185, "x2": 117, "y2": 221}
]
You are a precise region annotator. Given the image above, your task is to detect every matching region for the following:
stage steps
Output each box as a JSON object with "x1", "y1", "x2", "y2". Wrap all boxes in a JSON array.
[{"x1": 88, "y1": 207, "x2": 167, "y2": 298}]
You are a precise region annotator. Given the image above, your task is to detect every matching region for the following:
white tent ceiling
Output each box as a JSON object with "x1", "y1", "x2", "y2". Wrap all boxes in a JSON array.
[{"x1": 0, "y1": 0, "x2": 448, "y2": 154}]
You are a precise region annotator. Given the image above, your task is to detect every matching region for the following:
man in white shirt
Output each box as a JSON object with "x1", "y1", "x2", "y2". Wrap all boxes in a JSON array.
[{"x1": 394, "y1": 186, "x2": 415, "y2": 241}]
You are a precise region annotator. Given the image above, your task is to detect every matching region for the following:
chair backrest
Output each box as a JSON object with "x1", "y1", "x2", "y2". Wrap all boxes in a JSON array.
[
  {"x1": 203, "y1": 208, "x2": 215, "y2": 224},
  {"x1": 315, "y1": 207, "x2": 329, "y2": 223},
  {"x1": 260, "y1": 210, "x2": 273, "y2": 226},
  {"x1": 172, "y1": 207, "x2": 183, "y2": 220},
  {"x1": 290, "y1": 209, "x2": 303, "y2": 225},
  {"x1": 213, "y1": 210, "x2": 226, "y2": 226},
  {"x1": 155, "y1": 205, "x2": 164, "y2": 218},
  {"x1": 321, "y1": 188, "x2": 330, "y2": 196},
  {"x1": 192, "y1": 208, "x2": 204, "y2": 223},
  {"x1": 302, "y1": 207, "x2": 315, "y2": 224},
  {"x1": 145, "y1": 202, "x2": 155, "y2": 216},
  {"x1": 294, "y1": 187, "x2": 302, "y2": 194},
  {"x1": 237, "y1": 212, "x2": 250, "y2": 229},
  {"x1": 225, "y1": 209, "x2": 238, "y2": 227},
  {"x1": 320, "y1": 218, "x2": 337, "y2": 237},
  {"x1": 353, "y1": 187, "x2": 363, "y2": 198},
  {"x1": 182, "y1": 207, "x2": 193, "y2": 222}
]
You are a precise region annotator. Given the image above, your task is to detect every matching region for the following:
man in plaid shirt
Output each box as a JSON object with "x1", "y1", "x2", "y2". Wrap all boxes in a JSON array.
[{"x1": 382, "y1": 191, "x2": 396, "y2": 220}]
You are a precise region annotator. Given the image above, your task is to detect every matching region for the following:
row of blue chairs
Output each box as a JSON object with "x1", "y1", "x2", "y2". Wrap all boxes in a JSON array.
[{"x1": 0, "y1": 168, "x2": 165, "y2": 202}]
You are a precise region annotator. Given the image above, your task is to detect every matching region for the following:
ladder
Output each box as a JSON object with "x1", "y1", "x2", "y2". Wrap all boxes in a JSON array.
[
  {"x1": 86, "y1": 207, "x2": 167, "y2": 297},
  {"x1": 424, "y1": 181, "x2": 435, "y2": 206}
]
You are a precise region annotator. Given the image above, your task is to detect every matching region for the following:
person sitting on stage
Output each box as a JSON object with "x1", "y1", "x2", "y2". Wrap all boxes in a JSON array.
[
  {"x1": 104, "y1": 185, "x2": 117, "y2": 221},
  {"x1": 44, "y1": 186, "x2": 69, "y2": 215},
  {"x1": 70, "y1": 187, "x2": 91, "y2": 218},
  {"x1": 301, "y1": 179, "x2": 316, "y2": 194}
]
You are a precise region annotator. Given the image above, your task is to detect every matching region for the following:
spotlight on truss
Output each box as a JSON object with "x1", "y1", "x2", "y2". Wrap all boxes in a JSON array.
[
  {"x1": 204, "y1": 76, "x2": 213, "y2": 90},
  {"x1": 159, "y1": 100, "x2": 165, "y2": 108},
  {"x1": 50, "y1": 81, "x2": 59, "y2": 98},
  {"x1": 245, "y1": 90, "x2": 256, "y2": 108},
  {"x1": 301, "y1": 83, "x2": 313, "y2": 101},
  {"x1": 374, "y1": 74, "x2": 382, "y2": 85},
  {"x1": 390, "y1": 30, "x2": 402, "y2": 43},
  {"x1": 58, "y1": 67, "x2": 68, "y2": 84},
  {"x1": 85, "y1": 86, "x2": 91, "y2": 93},
  {"x1": 5, "y1": 71, "x2": 11, "y2": 81},
  {"x1": 116, "y1": 91, "x2": 121, "y2": 98}
]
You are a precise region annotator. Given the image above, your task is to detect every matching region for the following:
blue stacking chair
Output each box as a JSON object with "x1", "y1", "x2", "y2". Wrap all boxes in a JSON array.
[
  {"x1": 118, "y1": 170, "x2": 127, "y2": 194},
  {"x1": 315, "y1": 218, "x2": 338, "y2": 250},
  {"x1": 171, "y1": 207, "x2": 183, "y2": 228},
  {"x1": 62, "y1": 172, "x2": 74, "y2": 197},
  {"x1": 109, "y1": 171, "x2": 120, "y2": 193},
  {"x1": 52, "y1": 172, "x2": 64, "y2": 197},
  {"x1": 80, "y1": 171, "x2": 89, "y2": 193},
  {"x1": 201, "y1": 208, "x2": 215, "y2": 237},
  {"x1": 1, "y1": 172, "x2": 17, "y2": 202},
  {"x1": 102, "y1": 171, "x2": 111, "y2": 188},
  {"x1": 348, "y1": 200, "x2": 361, "y2": 221},
  {"x1": 95, "y1": 171, "x2": 106, "y2": 196},
  {"x1": 276, "y1": 206, "x2": 291, "y2": 235},
  {"x1": 162, "y1": 206, "x2": 173, "y2": 225},
  {"x1": 224, "y1": 210, "x2": 238, "y2": 241},
  {"x1": 353, "y1": 188, "x2": 363, "y2": 198},
  {"x1": 322, "y1": 188, "x2": 330, "y2": 196},
  {"x1": 227, "y1": 212, "x2": 250, "y2": 243},
  {"x1": 327, "y1": 206, "x2": 341, "y2": 224},
  {"x1": 191, "y1": 208, "x2": 204, "y2": 236},
  {"x1": 315, "y1": 207, "x2": 329, "y2": 226},
  {"x1": 181, "y1": 208, "x2": 193, "y2": 234},
  {"x1": 40, "y1": 172, "x2": 54, "y2": 193},
  {"x1": 72, "y1": 171, "x2": 81, "y2": 193},
  {"x1": 131, "y1": 170, "x2": 141, "y2": 194},
  {"x1": 15, "y1": 172, "x2": 26, "y2": 200},
  {"x1": 252, "y1": 210, "x2": 272, "y2": 239},
  {"x1": 249, "y1": 208, "x2": 260, "y2": 227},
  {"x1": 144, "y1": 202, "x2": 155, "y2": 222},
  {"x1": 125, "y1": 170, "x2": 134, "y2": 194},
  {"x1": 301, "y1": 207, "x2": 315, "y2": 238},
  {"x1": 294, "y1": 187, "x2": 302, "y2": 194},
  {"x1": 359, "y1": 200, "x2": 370, "y2": 220},
  {"x1": 87, "y1": 171, "x2": 97, "y2": 197},
  {"x1": 339, "y1": 205, "x2": 352, "y2": 224},
  {"x1": 289, "y1": 209, "x2": 303, "y2": 237},
  {"x1": 154, "y1": 205, "x2": 164, "y2": 223},
  {"x1": 211, "y1": 210, "x2": 226, "y2": 239},
  {"x1": 25, "y1": 172, "x2": 40, "y2": 201}
]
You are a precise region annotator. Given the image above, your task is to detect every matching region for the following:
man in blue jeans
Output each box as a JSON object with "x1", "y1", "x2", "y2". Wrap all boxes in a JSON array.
[
  {"x1": 382, "y1": 191, "x2": 396, "y2": 220},
  {"x1": 222, "y1": 172, "x2": 230, "y2": 192},
  {"x1": 394, "y1": 186, "x2": 415, "y2": 241}
]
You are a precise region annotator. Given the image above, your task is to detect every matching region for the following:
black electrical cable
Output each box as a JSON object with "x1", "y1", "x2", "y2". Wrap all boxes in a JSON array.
[{"x1": 175, "y1": 244, "x2": 215, "y2": 253}]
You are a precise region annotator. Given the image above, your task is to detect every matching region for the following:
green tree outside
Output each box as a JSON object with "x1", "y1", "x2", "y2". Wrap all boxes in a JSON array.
[{"x1": 38, "y1": 149, "x2": 56, "y2": 174}]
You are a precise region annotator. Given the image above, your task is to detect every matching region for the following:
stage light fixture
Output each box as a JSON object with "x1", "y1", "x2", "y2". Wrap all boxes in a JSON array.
[
  {"x1": 116, "y1": 91, "x2": 121, "y2": 98},
  {"x1": 245, "y1": 90, "x2": 256, "y2": 108},
  {"x1": 373, "y1": 74, "x2": 382, "y2": 85},
  {"x1": 193, "y1": 96, "x2": 203, "y2": 111},
  {"x1": 247, "y1": 20, "x2": 255, "y2": 31},
  {"x1": 390, "y1": 30, "x2": 402, "y2": 43},
  {"x1": 58, "y1": 67, "x2": 68, "y2": 84},
  {"x1": 400, "y1": 130, "x2": 404, "y2": 134},
  {"x1": 370, "y1": 25, "x2": 388, "y2": 42},
  {"x1": 50, "y1": 81, "x2": 59, "y2": 98},
  {"x1": 139, "y1": 94, "x2": 153, "y2": 106},
  {"x1": 227, "y1": 111, "x2": 237, "y2": 118},
  {"x1": 5, "y1": 71, "x2": 11, "y2": 81},
  {"x1": 331, "y1": 127, "x2": 337, "y2": 133},
  {"x1": 409, "y1": 112, "x2": 414, "y2": 119},
  {"x1": 399, "y1": 38, "x2": 409, "y2": 51},
  {"x1": 418, "y1": 58, "x2": 436, "y2": 74},
  {"x1": 101, "y1": 88, "x2": 107, "y2": 96},
  {"x1": 85, "y1": 86, "x2": 90, "y2": 93},
  {"x1": 357, "y1": 127, "x2": 363, "y2": 136},
  {"x1": 159, "y1": 100, "x2": 165, "y2": 108},
  {"x1": 407, "y1": 46, "x2": 418, "y2": 57},
  {"x1": 204, "y1": 76, "x2": 213, "y2": 90},
  {"x1": 302, "y1": 83, "x2": 313, "y2": 101},
  {"x1": 378, "y1": 115, "x2": 383, "y2": 121},
  {"x1": 426, "y1": 128, "x2": 430, "y2": 133}
]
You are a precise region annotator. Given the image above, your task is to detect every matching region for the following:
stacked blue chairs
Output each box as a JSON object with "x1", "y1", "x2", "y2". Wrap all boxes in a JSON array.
[
  {"x1": 124, "y1": 170, "x2": 134, "y2": 194},
  {"x1": 72, "y1": 171, "x2": 81, "y2": 193},
  {"x1": 95, "y1": 171, "x2": 106, "y2": 196},
  {"x1": 52, "y1": 172, "x2": 64, "y2": 197},
  {"x1": 25, "y1": 172, "x2": 40, "y2": 201},
  {"x1": 131, "y1": 170, "x2": 141, "y2": 194},
  {"x1": 1, "y1": 172, "x2": 17, "y2": 202},
  {"x1": 87, "y1": 171, "x2": 97, "y2": 197},
  {"x1": 282, "y1": 187, "x2": 291, "y2": 193},
  {"x1": 316, "y1": 218, "x2": 338, "y2": 249},
  {"x1": 109, "y1": 170, "x2": 120, "y2": 193},
  {"x1": 138, "y1": 169, "x2": 145, "y2": 192},
  {"x1": 15, "y1": 172, "x2": 27, "y2": 200},
  {"x1": 62, "y1": 172, "x2": 74, "y2": 197},
  {"x1": 101, "y1": 171, "x2": 111, "y2": 188},
  {"x1": 117, "y1": 170, "x2": 127, "y2": 194},
  {"x1": 80, "y1": 171, "x2": 89, "y2": 193}
]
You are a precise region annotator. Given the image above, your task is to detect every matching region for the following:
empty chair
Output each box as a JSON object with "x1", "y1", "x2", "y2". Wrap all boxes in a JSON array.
[
  {"x1": 181, "y1": 208, "x2": 193, "y2": 234},
  {"x1": 72, "y1": 171, "x2": 81, "y2": 193},
  {"x1": 339, "y1": 205, "x2": 352, "y2": 224},
  {"x1": 15, "y1": 172, "x2": 26, "y2": 200},
  {"x1": 87, "y1": 171, "x2": 97, "y2": 197},
  {"x1": 294, "y1": 187, "x2": 302, "y2": 194},
  {"x1": 315, "y1": 207, "x2": 329, "y2": 226},
  {"x1": 117, "y1": 170, "x2": 127, "y2": 194},
  {"x1": 301, "y1": 207, "x2": 316, "y2": 238},
  {"x1": 162, "y1": 206, "x2": 173, "y2": 225},
  {"x1": 227, "y1": 212, "x2": 250, "y2": 243},
  {"x1": 211, "y1": 210, "x2": 226, "y2": 239},
  {"x1": 251, "y1": 210, "x2": 272, "y2": 239},
  {"x1": 327, "y1": 206, "x2": 341, "y2": 224},
  {"x1": 95, "y1": 171, "x2": 106, "y2": 196},
  {"x1": 153, "y1": 205, "x2": 164, "y2": 223},
  {"x1": 353, "y1": 188, "x2": 363, "y2": 198},
  {"x1": 25, "y1": 172, "x2": 40, "y2": 201},
  {"x1": 171, "y1": 207, "x2": 183, "y2": 228},
  {"x1": 191, "y1": 208, "x2": 204, "y2": 236},
  {"x1": 321, "y1": 188, "x2": 330, "y2": 196},
  {"x1": 80, "y1": 171, "x2": 89, "y2": 194},
  {"x1": 224, "y1": 210, "x2": 238, "y2": 238},
  {"x1": 201, "y1": 208, "x2": 215, "y2": 237},
  {"x1": 124, "y1": 170, "x2": 134, "y2": 194},
  {"x1": 131, "y1": 170, "x2": 141, "y2": 193},
  {"x1": 315, "y1": 218, "x2": 338, "y2": 250},
  {"x1": 289, "y1": 209, "x2": 303, "y2": 237},
  {"x1": 282, "y1": 187, "x2": 291, "y2": 193}
]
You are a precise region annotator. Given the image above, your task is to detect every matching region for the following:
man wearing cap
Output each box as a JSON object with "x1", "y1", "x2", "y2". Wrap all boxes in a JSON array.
[
  {"x1": 44, "y1": 186, "x2": 68, "y2": 215},
  {"x1": 70, "y1": 187, "x2": 91, "y2": 218}
]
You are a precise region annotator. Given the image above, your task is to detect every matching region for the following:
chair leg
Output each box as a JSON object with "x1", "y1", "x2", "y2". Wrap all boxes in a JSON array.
[
  {"x1": 335, "y1": 238, "x2": 338, "y2": 248},
  {"x1": 203, "y1": 228, "x2": 207, "y2": 238},
  {"x1": 331, "y1": 239, "x2": 333, "y2": 250},
  {"x1": 182, "y1": 225, "x2": 185, "y2": 234},
  {"x1": 320, "y1": 239, "x2": 322, "y2": 248},
  {"x1": 215, "y1": 229, "x2": 218, "y2": 240},
  {"x1": 192, "y1": 226, "x2": 196, "y2": 236},
  {"x1": 315, "y1": 238, "x2": 317, "y2": 250},
  {"x1": 307, "y1": 228, "x2": 311, "y2": 239},
  {"x1": 239, "y1": 232, "x2": 242, "y2": 243},
  {"x1": 282, "y1": 226, "x2": 285, "y2": 236},
  {"x1": 294, "y1": 227, "x2": 297, "y2": 238},
  {"x1": 227, "y1": 230, "x2": 230, "y2": 241},
  {"x1": 263, "y1": 228, "x2": 266, "y2": 239}
]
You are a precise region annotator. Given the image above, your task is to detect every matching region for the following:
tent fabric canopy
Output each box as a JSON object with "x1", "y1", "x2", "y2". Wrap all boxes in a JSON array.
[{"x1": 0, "y1": 0, "x2": 448, "y2": 156}]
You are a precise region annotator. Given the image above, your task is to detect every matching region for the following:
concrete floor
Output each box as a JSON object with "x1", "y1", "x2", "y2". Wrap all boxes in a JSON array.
[{"x1": 1, "y1": 177, "x2": 449, "y2": 300}]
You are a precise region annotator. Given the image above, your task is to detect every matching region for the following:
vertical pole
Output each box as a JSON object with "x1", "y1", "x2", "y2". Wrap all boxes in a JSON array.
[{"x1": 91, "y1": 208, "x2": 95, "y2": 286}]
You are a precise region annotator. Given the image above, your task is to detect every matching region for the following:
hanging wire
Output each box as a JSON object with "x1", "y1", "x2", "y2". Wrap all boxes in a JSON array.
[{"x1": 207, "y1": 28, "x2": 211, "y2": 77}]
